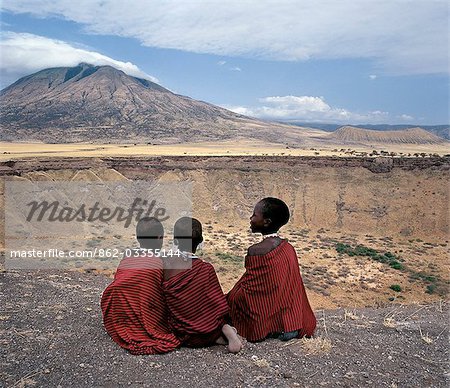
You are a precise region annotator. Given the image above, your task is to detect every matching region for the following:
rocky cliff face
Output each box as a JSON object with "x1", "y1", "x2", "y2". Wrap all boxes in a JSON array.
[{"x1": 2, "y1": 156, "x2": 448, "y2": 240}]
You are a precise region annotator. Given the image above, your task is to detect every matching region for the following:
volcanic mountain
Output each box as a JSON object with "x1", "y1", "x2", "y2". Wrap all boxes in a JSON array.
[
  {"x1": 0, "y1": 63, "x2": 322, "y2": 144},
  {"x1": 326, "y1": 125, "x2": 446, "y2": 145}
]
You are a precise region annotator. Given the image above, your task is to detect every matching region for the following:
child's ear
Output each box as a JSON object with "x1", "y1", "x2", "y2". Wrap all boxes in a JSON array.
[{"x1": 264, "y1": 218, "x2": 272, "y2": 227}]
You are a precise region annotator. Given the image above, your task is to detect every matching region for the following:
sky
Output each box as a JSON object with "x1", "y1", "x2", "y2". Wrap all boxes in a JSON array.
[{"x1": 0, "y1": 0, "x2": 448, "y2": 125}]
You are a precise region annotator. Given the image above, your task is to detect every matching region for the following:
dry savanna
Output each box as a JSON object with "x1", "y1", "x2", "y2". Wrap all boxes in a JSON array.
[
  {"x1": 0, "y1": 144, "x2": 448, "y2": 387},
  {"x1": 1, "y1": 148, "x2": 448, "y2": 310}
]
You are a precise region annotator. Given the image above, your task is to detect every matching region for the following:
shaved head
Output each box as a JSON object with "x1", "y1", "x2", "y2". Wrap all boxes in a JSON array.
[
  {"x1": 174, "y1": 217, "x2": 203, "y2": 253},
  {"x1": 136, "y1": 217, "x2": 164, "y2": 250},
  {"x1": 259, "y1": 197, "x2": 290, "y2": 231}
]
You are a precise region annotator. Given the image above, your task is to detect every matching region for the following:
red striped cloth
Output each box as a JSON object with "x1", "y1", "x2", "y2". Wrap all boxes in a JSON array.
[
  {"x1": 100, "y1": 255, "x2": 180, "y2": 355},
  {"x1": 162, "y1": 259, "x2": 229, "y2": 347},
  {"x1": 227, "y1": 240, "x2": 316, "y2": 342}
]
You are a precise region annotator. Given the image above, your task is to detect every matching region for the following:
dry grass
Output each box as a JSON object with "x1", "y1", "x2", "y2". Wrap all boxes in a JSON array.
[
  {"x1": 13, "y1": 368, "x2": 42, "y2": 387},
  {"x1": 383, "y1": 317, "x2": 398, "y2": 328},
  {"x1": 382, "y1": 305, "x2": 404, "y2": 328},
  {"x1": 419, "y1": 326, "x2": 434, "y2": 344},
  {"x1": 251, "y1": 356, "x2": 271, "y2": 368},
  {"x1": 1, "y1": 139, "x2": 449, "y2": 160},
  {"x1": 295, "y1": 337, "x2": 333, "y2": 355},
  {"x1": 344, "y1": 309, "x2": 361, "y2": 321},
  {"x1": 281, "y1": 308, "x2": 332, "y2": 355},
  {"x1": 0, "y1": 140, "x2": 337, "y2": 159}
]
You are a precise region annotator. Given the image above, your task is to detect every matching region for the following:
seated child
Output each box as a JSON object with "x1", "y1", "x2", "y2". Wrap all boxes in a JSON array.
[
  {"x1": 227, "y1": 197, "x2": 316, "y2": 342},
  {"x1": 101, "y1": 217, "x2": 180, "y2": 354},
  {"x1": 162, "y1": 216, "x2": 242, "y2": 353}
]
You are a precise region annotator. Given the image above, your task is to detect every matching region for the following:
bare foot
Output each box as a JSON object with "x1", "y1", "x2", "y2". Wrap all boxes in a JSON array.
[{"x1": 221, "y1": 324, "x2": 243, "y2": 353}]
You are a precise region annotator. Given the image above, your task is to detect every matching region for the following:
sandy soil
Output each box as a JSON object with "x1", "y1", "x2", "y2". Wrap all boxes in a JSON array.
[
  {"x1": 0, "y1": 139, "x2": 449, "y2": 160},
  {"x1": 0, "y1": 270, "x2": 448, "y2": 387}
]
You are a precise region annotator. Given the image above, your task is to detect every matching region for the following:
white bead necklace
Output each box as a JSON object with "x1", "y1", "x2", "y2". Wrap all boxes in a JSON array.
[{"x1": 262, "y1": 232, "x2": 279, "y2": 240}]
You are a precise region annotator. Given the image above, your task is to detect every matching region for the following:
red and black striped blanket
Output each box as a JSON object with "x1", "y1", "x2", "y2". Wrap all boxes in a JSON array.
[
  {"x1": 101, "y1": 255, "x2": 180, "y2": 354},
  {"x1": 227, "y1": 240, "x2": 316, "y2": 342},
  {"x1": 162, "y1": 259, "x2": 229, "y2": 347}
]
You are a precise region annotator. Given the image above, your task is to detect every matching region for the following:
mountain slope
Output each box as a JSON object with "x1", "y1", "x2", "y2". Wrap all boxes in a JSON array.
[
  {"x1": 327, "y1": 125, "x2": 446, "y2": 145},
  {"x1": 0, "y1": 63, "x2": 320, "y2": 144},
  {"x1": 285, "y1": 122, "x2": 450, "y2": 140}
]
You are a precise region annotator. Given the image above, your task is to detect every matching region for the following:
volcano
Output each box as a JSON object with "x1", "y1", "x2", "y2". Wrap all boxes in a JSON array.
[{"x1": 0, "y1": 63, "x2": 315, "y2": 144}]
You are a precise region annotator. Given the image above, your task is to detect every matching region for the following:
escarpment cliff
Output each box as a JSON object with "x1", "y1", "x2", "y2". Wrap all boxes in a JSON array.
[{"x1": 1, "y1": 156, "x2": 448, "y2": 240}]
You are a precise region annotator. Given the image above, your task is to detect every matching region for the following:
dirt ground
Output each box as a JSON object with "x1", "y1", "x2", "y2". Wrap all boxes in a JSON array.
[{"x1": 0, "y1": 270, "x2": 448, "y2": 387}]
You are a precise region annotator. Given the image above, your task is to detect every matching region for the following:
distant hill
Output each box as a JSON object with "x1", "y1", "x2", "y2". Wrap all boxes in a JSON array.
[
  {"x1": 286, "y1": 122, "x2": 450, "y2": 140},
  {"x1": 1, "y1": 64, "x2": 446, "y2": 148},
  {"x1": 0, "y1": 63, "x2": 320, "y2": 144},
  {"x1": 327, "y1": 125, "x2": 446, "y2": 145}
]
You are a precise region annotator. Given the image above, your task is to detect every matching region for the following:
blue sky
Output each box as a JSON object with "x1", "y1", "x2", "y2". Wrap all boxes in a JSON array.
[{"x1": 0, "y1": 1, "x2": 448, "y2": 125}]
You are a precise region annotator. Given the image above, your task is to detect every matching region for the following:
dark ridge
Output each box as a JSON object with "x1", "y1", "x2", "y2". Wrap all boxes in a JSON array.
[
  {"x1": 135, "y1": 77, "x2": 152, "y2": 88},
  {"x1": 133, "y1": 77, "x2": 167, "y2": 92},
  {"x1": 63, "y1": 65, "x2": 84, "y2": 82},
  {"x1": 79, "y1": 66, "x2": 100, "y2": 80}
]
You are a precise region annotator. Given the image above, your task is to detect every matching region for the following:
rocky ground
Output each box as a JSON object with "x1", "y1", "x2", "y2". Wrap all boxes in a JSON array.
[{"x1": 0, "y1": 269, "x2": 448, "y2": 387}]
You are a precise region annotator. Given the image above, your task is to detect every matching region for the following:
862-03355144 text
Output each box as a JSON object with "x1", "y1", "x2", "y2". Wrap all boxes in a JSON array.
[{"x1": 8, "y1": 248, "x2": 182, "y2": 259}]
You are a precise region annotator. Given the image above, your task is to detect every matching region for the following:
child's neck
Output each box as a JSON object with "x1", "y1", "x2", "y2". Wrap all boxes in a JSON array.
[
  {"x1": 262, "y1": 231, "x2": 279, "y2": 237},
  {"x1": 180, "y1": 251, "x2": 198, "y2": 260},
  {"x1": 178, "y1": 244, "x2": 198, "y2": 254}
]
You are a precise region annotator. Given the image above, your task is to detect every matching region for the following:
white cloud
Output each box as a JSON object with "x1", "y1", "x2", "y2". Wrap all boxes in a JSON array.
[
  {"x1": 224, "y1": 95, "x2": 392, "y2": 124},
  {"x1": 0, "y1": 31, "x2": 158, "y2": 88},
  {"x1": 1, "y1": 0, "x2": 447, "y2": 75},
  {"x1": 398, "y1": 114, "x2": 414, "y2": 121},
  {"x1": 369, "y1": 74, "x2": 377, "y2": 80},
  {"x1": 217, "y1": 61, "x2": 242, "y2": 72}
]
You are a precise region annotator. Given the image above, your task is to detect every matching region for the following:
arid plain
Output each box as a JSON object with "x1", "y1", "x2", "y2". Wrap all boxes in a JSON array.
[
  {"x1": 1, "y1": 135, "x2": 449, "y2": 160},
  {"x1": 1, "y1": 139, "x2": 448, "y2": 310}
]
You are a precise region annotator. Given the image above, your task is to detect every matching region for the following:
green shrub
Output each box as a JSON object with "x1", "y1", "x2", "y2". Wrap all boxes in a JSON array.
[
  {"x1": 335, "y1": 243, "x2": 403, "y2": 270},
  {"x1": 412, "y1": 272, "x2": 437, "y2": 283},
  {"x1": 389, "y1": 261, "x2": 403, "y2": 270},
  {"x1": 215, "y1": 252, "x2": 242, "y2": 263},
  {"x1": 374, "y1": 254, "x2": 390, "y2": 264},
  {"x1": 336, "y1": 243, "x2": 351, "y2": 254},
  {"x1": 390, "y1": 284, "x2": 402, "y2": 292},
  {"x1": 425, "y1": 284, "x2": 436, "y2": 294}
]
